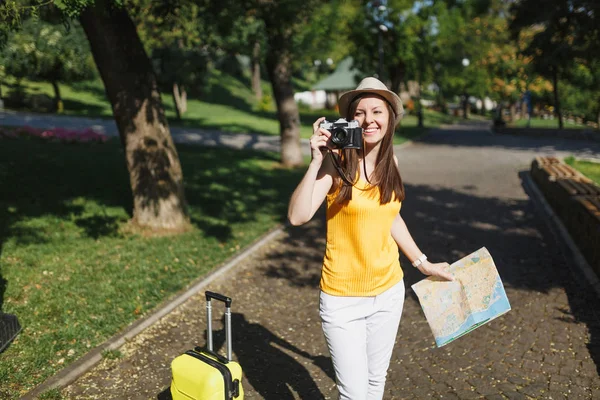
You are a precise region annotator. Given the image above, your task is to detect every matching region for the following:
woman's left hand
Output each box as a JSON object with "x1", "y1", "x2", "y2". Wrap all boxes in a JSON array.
[{"x1": 416, "y1": 260, "x2": 454, "y2": 281}]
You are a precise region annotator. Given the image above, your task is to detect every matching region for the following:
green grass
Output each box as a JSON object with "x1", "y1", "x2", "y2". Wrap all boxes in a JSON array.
[
  {"x1": 512, "y1": 117, "x2": 587, "y2": 129},
  {"x1": 2, "y1": 71, "x2": 456, "y2": 143},
  {"x1": 0, "y1": 70, "x2": 468, "y2": 397},
  {"x1": 564, "y1": 156, "x2": 600, "y2": 185},
  {"x1": 0, "y1": 136, "x2": 304, "y2": 398}
]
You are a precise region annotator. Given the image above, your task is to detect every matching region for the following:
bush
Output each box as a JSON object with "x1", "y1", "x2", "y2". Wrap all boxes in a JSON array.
[
  {"x1": 4, "y1": 89, "x2": 54, "y2": 112},
  {"x1": 256, "y1": 93, "x2": 273, "y2": 113}
]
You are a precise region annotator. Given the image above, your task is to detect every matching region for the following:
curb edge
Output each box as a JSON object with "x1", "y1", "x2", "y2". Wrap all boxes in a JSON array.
[
  {"x1": 21, "y1": 225, "x2": 285, "y2": 399},
  {"x1": 521, "y1": 172, "x2": 600, "y2": 299}
]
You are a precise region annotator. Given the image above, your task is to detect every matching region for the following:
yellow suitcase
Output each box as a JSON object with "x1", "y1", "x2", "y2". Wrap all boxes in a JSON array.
[{"x1": 170, "y1": 291, "x2": 244, "y2": 400}]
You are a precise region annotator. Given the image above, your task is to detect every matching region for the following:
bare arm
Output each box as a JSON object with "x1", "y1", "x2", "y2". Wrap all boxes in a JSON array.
[
  {"x1": 391, "y1": 155, "x2": 453, "y2": 280},
  {"x1": 391, "y1": 214, "x2": 453, "y2": 281},
  {"x1": 288, "y1": 117, "x2": 335, "y2": 226},
  {"x1": 287, "y1": 156, "x2": 334, "y2": 225}
]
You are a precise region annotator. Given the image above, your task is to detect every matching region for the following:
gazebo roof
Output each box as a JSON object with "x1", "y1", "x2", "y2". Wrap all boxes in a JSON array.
[{"x1": 312, "y1": 57, "x2": 362, "y2": 92}]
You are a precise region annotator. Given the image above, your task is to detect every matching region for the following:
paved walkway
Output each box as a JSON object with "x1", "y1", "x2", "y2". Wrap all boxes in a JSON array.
[
  {"x1": 0, "y1": 110, "x2": 293, "y2": 153},
  {"x1": 39, "y1": 123, "x2": 598, "y2": 399},
  {"x1": 6, "y1": 110, "x2": 600, "y2": 399}
]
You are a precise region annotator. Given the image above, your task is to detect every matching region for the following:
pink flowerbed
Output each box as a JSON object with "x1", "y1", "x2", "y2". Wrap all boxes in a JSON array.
[{"x1": 0, "y1": 125, "x2": 110, "y2": 144}]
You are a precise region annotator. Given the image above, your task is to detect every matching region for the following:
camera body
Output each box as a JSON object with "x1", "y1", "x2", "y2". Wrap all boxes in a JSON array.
[{"x1": 319, "y1": 118, "x2": 363, "y2": 149}]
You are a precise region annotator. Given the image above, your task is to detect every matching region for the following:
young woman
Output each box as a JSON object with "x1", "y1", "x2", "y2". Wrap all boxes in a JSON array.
[{"x1": 287, "y1": 77, "x2": 454, "y2": 400}]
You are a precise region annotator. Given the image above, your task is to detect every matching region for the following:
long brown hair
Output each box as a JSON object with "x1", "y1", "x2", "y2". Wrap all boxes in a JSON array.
[{"x1": 332, "y1": 94, "x2": 405, "y2": 204}]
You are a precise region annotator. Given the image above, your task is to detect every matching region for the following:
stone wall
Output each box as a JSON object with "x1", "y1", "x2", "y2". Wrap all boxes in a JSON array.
[{"x1": 530, "y1": 156, "x2": 600, "y2": 278}]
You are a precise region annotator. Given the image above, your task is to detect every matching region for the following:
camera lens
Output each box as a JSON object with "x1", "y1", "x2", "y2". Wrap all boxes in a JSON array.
[{"x1": 331, "y1": 128, "x2": 348, "y2": 145}]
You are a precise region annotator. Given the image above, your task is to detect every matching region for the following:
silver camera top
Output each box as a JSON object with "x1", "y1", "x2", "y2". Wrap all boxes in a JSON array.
[{"x1": 319, "y1": 118, "x2": 360, "y2": 130}]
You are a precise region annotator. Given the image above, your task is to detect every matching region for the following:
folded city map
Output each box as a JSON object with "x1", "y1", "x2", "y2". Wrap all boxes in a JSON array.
[{"x1": 411, "y1": 247, "x2": 511, "y2": 347}]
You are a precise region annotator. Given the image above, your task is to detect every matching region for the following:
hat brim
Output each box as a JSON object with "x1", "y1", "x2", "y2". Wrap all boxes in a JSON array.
[{"x1": 338, "y1": 89, "x2": 404, "y2": 125}]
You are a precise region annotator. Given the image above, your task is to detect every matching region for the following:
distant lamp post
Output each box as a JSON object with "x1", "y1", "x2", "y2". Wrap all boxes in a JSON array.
[
  {"x1": 369, "y1": 0, "x2": 391, "y2": 80},
  {"x1": 313, "y1": 59, "x2": 322, "y2": 80},
  {"x1": 378, "y1": 24, "x2": 388, "y2": 80},
  {"x1": 434, "y1": 63, "x2": 446, "y2": 114},
  {"x1": 461, "y1": 57, "x2": 470, "y2": 119}
]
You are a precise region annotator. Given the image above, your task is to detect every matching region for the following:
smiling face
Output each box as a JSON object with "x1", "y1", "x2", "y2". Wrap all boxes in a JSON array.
[{"x1": 352, "y1": 95, "x2": 392, "y2": 147}]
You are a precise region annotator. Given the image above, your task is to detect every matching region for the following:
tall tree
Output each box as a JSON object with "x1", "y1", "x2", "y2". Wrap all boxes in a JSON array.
[
  {"x1": 348, "y1": 0, "x2": 416, "y2": 94},
  {"x1": 1, "y1": 18, "x2": 95, "y2": 112},
  {"x1": 509, "y1": 0, "x2": 599, "y2": 129},
  {"x1": 214, "y1": 12, "x2": 266, "y2": 101},
  {"x1": 563, "y1": 61, "x2": 600, "y2": 127},
  {"x1": 130, "y1": 0, "x2": 214, "y2": 119},
  {"x1": 78, "y1": 0, "x2": 190, "y2": 230},
  {"x1": 1, "y1": 0, "x2": 191, "y2": 231},
  {"x1": 432, "y1": 0, "x2": 501, "y2": 115},
  {"x1": 249, "y1": 0, "x2": 328, "y2": 167}
]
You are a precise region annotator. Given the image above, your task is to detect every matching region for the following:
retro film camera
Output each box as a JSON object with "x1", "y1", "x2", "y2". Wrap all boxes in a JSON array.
[{"x1": 319, "y1": 118, "x2": 363, "y2": 149}]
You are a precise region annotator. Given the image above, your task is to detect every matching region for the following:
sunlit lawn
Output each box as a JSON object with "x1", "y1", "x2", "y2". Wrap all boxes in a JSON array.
[
  {"x1": 2, "y1": 73, "x2": 462, "y2": 145},
  {"x1": 564, "y1": 156, "x2": 600, "y2": 185},
  {"x1": 512, "y1": 117, "x2": 588, "y2": 129},
  {"x1": 0, "y1": 136, "x2": 304, "y2": 398}
]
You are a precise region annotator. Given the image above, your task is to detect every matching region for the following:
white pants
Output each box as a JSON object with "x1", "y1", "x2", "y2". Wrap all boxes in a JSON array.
[{"x1": 319, "y1": 280, "x2": 405, "y2": 400}]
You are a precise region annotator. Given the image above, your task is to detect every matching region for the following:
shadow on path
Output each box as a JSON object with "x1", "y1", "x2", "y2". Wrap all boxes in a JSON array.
[
  {"x1": 230, "y1": 312, "x2": 329, "y2": 399},
  {"x1": 417, "y1": 128, "x2": 600, "y2": 158},
  {"x1": 519, "y1": 171, "x2": 600, "y2": 376},
  {"x1": 156, "y1": 312, "x2": 332, "y2": 400},
  {"x1": 278, "y1": 177, "x2": 600, "y2": 374}
]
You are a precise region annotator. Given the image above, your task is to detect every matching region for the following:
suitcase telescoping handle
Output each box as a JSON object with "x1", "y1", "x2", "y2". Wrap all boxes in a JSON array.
[{"x1": 205, "y1": 291, "x2": 233, "y2": 362}]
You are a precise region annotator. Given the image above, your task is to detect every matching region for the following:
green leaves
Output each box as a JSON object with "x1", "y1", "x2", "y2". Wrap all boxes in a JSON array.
[{"x1": 1, "y1": 18, "x2": 95, "y2": 83}]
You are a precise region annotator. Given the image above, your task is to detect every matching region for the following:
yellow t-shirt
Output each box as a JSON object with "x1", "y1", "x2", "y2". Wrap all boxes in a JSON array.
[{"x1": 320, "y1": 179, "x2": 403, "y2": 296}]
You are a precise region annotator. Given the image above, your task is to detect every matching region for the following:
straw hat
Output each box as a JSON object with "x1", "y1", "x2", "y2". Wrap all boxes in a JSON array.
[{"x1": 338, "y1": 77, "x2": 404, "y2": 125}]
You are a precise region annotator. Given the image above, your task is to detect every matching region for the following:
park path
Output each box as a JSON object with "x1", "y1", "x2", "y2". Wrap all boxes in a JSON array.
[
  {"x1": 38, "y1": 122, "x2": 600, "y2": 399},
  {"x1": 0, "y1": 109, "x2": 291, "y2": 153}
]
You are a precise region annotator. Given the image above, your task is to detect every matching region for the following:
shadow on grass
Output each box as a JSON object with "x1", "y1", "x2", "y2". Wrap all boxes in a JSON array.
[
  {"x1": 0, "y1": 138, "x2": 302, "y2": 246},
  {"x1": 0, "y1": 136, "x2": 306, "y2": 388},
  {"x1": 178, "y1": 144, "x2": 302, "y2": 242},
  {"x1": 62, "y1": 99, "x2": 111, "y2": 118},
  {"x1": 69, "y1": 81, "x2": 108, "y2": 98},
  {"x1": 169, "y1": 118, "x2": 279, "y2": 136},
  {"x1": 198, "y1": 79, "x2": 256, "y2": 115},
  {"x1": 0, "y1": 185, "x2": 22, "y2": 357},
  {"x1": 0, "y1": 138, "x2": 132, "y2": 246},
  {"x1": 74, "y1": 215, "x2": 124, "y2": 239}
]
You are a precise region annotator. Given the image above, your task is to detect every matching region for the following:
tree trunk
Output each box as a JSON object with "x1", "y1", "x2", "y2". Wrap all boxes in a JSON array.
[
  {"x1": 172, "y1": 84, "x2": 181, "y2": 121},
  {"x1": 509, "y1": 103, "x2": 516, "y2": 122},
  {"x1": 251, "y1": 41, "x2": 263, "y2": 101},
  {"x1": 265, "y1": 43, "x2": 303, "y2": 167},
  {"x1": 389, "y1": 61, "x2": 406, "y2": 95},
  {"x1": 417, "y1": 70, "x2": 423, "y2": 128},
  {"x1": 552, "y1": 68, "x2": 563, "y2": 129},
  {"x1": 79, "y1": 0, "x2": 190, "y2": 231},
  {"x1": 51, "y1": 80, "x2": 62, "y2": 113},
  {"x1": 172, "y1": 82, "x2": 187, "y2": 120},
  {"x1": 494, "y1": 101, "x2": 505, "y2": 127}
]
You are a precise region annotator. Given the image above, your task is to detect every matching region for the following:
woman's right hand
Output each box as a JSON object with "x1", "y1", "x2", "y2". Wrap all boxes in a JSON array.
[{"x1": 310, "y1": 117, "x2": 332, "y2": 164}]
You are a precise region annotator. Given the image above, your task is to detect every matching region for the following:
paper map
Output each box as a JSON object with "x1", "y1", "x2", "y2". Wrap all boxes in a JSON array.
[{"x1": 411, "y1": 247, "x2": 511, "y2": 347}]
